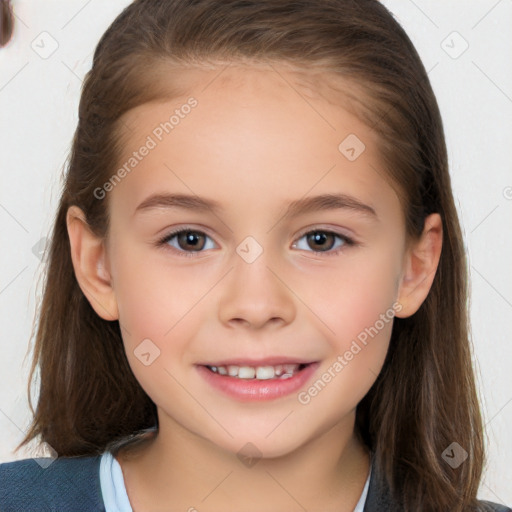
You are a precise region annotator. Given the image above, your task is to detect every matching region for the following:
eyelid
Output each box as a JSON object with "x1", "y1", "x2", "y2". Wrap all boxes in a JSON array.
[
  {"x1": 157, "y1": 224, "x2": 218, "y2": 243},
  {"x1": 293, "y1": 224, "x2": 356, "y2": 241}
]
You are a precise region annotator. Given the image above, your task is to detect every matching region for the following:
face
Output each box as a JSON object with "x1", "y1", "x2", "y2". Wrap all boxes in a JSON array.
[{"x1": 104, "y1": 64, "x2": 408, "y2": 458}]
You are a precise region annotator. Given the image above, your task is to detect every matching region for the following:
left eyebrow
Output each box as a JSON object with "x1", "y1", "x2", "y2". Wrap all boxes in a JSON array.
[
  {"x1": 133, "y1": 192, "x2": 378, "y2": 220},
  {"x1": 281, "y1": 193, "x2": 378, "y2": 220}
]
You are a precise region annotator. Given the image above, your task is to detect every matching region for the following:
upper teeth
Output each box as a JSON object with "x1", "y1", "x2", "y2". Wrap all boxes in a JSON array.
[{"x1": 208, "y1": 364, "x2": 301, "y2": 380}]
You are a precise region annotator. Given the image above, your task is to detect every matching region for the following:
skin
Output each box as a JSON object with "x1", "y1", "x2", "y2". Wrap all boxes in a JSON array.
[{"x1": 67, "y1": 63, "x2": 442, "y2": 511}]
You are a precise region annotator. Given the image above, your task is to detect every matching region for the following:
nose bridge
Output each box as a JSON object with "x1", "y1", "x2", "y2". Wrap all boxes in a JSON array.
[{"x1": 217, "y1": 238, "x2": 296, "y2": 329}]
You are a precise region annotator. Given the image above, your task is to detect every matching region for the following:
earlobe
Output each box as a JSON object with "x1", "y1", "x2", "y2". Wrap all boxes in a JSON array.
[
  {"x1": 395, "y1": 213, "x2": 443, "y2": 318},
  {"x1": 66, "y1": 205, "x2": 119, "y2": 321}
]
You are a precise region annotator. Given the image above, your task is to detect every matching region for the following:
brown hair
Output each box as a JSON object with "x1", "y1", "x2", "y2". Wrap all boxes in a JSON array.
[
  {"x1": 17, "y1": 1, "x2": 487, "y2": 510},
  {"x1": 0, "y1": 0, "x2": 14, "y2": 46}
]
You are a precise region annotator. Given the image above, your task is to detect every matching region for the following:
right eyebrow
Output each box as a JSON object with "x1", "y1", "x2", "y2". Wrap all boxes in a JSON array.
[{"x1": 133, "y1": 193, "x2": 224, "y2": 217}]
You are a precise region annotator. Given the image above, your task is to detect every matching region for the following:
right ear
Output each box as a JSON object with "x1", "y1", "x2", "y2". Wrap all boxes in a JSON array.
[{"x1": 66, "y1": 205, "x2": 119, "y2": 321}]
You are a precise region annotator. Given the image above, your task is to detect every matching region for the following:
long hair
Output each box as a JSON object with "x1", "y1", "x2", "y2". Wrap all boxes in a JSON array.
[
  {"x1": 17, "y1": 1, "x2": 484, "y2": 510},
  {"x1": 0, "y1": 0, "x2": 14, "y2": 46}
]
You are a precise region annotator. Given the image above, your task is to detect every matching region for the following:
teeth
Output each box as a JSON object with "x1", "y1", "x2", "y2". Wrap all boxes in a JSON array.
[
  {"x1": 256, "y1": 366, "x2": 275, "y2": 380},
  {"x1": 238, "y1": 366, "x2": 256, "y2": 379},
  {"x1": 227, "y1": 365, "x2": 239, "y2": 377},
  {"x1": 208, "y1": 363, "x2": 303, "y2": 380}
]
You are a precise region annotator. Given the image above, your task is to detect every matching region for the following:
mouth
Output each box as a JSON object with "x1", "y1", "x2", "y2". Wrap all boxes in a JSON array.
[
  {"x1": 203, "y1": 362, "x2": 312, "y2": 380},
  {"x1": 196, "y1": 360, "x2": 320, "y2": 401}
]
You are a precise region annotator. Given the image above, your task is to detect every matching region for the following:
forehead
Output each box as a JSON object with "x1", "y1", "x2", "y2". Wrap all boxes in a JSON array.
[{"x1": 109, "y1": 64, "x2": 401, "y2": 227}]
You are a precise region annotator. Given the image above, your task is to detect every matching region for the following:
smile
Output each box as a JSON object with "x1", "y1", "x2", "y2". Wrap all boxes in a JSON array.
[{"x1": 196, "y1": 362, "x2": 320, "y2": 401}]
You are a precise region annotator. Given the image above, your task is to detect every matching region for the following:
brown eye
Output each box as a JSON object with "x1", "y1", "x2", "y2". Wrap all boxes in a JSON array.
[
  {"x1": 306, "y1": 231, "x2": 336, "y2": 252},
  {"x1": 158, "y1": 229, "x2": 216, "y2": 257},
  {"x1": 293, "y1": 229, "x2": 355, "y2": 256},
  {"x1": 176, "y1": 231, "x2": 207, "y2": 251}
]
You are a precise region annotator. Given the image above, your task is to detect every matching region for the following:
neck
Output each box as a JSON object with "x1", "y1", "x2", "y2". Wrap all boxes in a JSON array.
[{"x1": 116, "y1": 412, "x2": 370, "y2": 511}]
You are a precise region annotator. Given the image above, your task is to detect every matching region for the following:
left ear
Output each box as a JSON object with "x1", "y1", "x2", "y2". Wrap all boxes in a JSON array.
[{"x1": 395, "y1": 213, "x2": 443, "y2": 318}]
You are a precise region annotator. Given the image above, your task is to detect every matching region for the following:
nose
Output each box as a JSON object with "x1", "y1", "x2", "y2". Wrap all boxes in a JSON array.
[{"x1": 217, "y1": 250, "x2": 296, "y2": 330}]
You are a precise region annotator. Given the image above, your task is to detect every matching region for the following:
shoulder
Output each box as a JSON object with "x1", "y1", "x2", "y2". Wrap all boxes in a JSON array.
[
  {"x1": 0, "y1": 455, "x2": 105, "y2": 512},
  {"x1": 363, "y1": 454, "x2": 511, "y2": 512},
  {"x1": 476, "y1": 500, "x2": 512, "y2": 512}
]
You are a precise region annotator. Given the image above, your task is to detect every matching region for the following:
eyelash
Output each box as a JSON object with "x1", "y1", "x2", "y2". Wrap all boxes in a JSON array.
[{"x1": 156, "y1": 226, "x2": 357, "y2": 258}]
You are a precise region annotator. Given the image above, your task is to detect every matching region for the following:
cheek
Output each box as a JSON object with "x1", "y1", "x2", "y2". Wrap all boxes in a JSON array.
[
  {"x1": 111, "y1": 238, "x2": 205, "y2": 335},
  {"x1": 112, "y1": 256, "x2": 199, "y2": 411},
  {"x1": 296, "y1": 257, "x2": 398, "y2": 415},
  {"x1": 292, "y1": 251, "x2": 400, "y2": 410},
  {"x1": 110, "y1": 243, "x2": 212, "y2": 384},
  {"x1": 299, "y1": 249, "x2": 400, "y2": 341}
]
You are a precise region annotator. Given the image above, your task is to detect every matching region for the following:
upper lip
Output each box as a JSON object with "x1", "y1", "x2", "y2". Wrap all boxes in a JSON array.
[{"x1": 197, "y1": 357, "x2": 317, "y2": 367}]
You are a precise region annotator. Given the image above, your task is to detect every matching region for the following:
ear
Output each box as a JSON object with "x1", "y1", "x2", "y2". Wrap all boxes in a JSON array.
[
  {"x1": 66, "y1": 205, "x2": 119, "y2": 321},
  {"x1": 395, "y1": 213, "x2": 443, "y2": 318}
]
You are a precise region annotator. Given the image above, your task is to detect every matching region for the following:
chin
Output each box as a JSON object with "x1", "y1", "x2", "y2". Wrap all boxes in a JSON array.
[{"x1": 214, "y1": 432, "x2": 306, "y2": 462}]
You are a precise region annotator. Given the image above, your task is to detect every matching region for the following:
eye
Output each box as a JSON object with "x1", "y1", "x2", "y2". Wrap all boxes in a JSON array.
[
  {"x1": 157, "y1": 227, "x2": 356, "y2": 258},
  {"x1": 157, "y1": 228, "x2": 216, "y2": 257},
  {"x1": 292, "y1": 229, "x2": 355, "y2": 256}
]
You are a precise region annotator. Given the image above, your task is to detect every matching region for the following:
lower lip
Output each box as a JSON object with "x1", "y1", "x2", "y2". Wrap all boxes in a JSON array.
[{"x1": 196, "y1": 363, "x2": 320, "y2": 401}]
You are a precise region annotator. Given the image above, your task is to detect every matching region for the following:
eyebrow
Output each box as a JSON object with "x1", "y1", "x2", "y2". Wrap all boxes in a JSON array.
[{"x1": 133, "y1": 192, "x2": 378, "y2": 220}]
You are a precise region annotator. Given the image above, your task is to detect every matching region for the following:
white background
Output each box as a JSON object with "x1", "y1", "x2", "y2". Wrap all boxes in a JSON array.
[{"x1": 0, "y1": 0, "x2": 511, "y2": 506}]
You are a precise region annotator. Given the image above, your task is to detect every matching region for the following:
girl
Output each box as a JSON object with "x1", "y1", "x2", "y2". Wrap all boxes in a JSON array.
[{"x1": 0, "y1": 0, "x2": 510, "y2": 511}]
